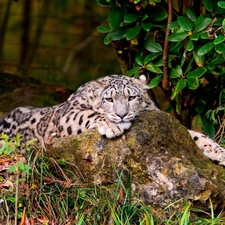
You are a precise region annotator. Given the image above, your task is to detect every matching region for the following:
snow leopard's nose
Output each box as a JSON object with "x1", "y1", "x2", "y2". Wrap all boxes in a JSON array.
[{"x1": 116, "y1": 112, "x2": 127, "y2": 119}]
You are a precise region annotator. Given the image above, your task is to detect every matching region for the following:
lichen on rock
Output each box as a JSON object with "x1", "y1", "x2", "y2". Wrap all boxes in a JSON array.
[{"x1": 45, "y1": 110, "x2": 225, "y2": 210}]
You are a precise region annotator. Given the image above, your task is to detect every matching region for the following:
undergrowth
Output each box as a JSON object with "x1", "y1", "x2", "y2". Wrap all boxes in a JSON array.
[{"x1": 0, "y1": 135, "x2": 225, "y2": 224}]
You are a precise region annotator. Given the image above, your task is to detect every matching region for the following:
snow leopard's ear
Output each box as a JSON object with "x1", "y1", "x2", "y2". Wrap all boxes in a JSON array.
[
  {"x1": 90, "y1": 80, "x2": 105, "y2": 96},
  {"x1": 134, "y1": 74, "x2": 150, "y2": 90}
]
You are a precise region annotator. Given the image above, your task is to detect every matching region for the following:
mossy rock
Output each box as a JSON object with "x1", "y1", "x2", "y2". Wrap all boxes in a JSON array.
[{"x1": 45, "y1": 110, "x2": 225, "y2": 210}]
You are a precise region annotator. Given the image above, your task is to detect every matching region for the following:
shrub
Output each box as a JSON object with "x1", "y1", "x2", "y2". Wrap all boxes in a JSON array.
[{"x1": 97, "y1": 0, "x2": 225, "y2": 141}]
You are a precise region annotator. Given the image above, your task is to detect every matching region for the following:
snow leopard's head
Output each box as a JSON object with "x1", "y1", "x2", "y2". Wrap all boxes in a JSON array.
[{"x1": 90, "y1": 74, "x2": 157, "y2": 124}]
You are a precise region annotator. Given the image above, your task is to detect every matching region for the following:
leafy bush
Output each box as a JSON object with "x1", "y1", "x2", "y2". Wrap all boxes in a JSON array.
[{"x1": 96, "y1": 0, "x2": 225, "y2": 140}]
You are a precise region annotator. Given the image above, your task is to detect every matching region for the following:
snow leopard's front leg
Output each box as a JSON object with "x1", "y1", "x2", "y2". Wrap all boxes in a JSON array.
[
  {"x1": 57, "y1": 109, "x2": 131, "y2": 139},
  {"x1": 188, "y1": 129, "x2": 225, "y2": 166},
  {"x1": 89, "y1": 115, "x2": 132, "y2": 138}
]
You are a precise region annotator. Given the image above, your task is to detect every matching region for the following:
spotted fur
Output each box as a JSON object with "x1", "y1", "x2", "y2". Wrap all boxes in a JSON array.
[
  {"x1": 0, "y1": 74, "x2": 225, "y2": 166},
  {"x1": 0, "y1": 75, "x2": 157, "y2": 144},
  {"x1": 188, "y1": 130, "x2": 225, "y2": 165}
]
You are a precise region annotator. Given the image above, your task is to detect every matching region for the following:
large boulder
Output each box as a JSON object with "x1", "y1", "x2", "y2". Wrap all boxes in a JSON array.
[{"x1": 46, "y1": 110, "x2": 225, "y2": 210}]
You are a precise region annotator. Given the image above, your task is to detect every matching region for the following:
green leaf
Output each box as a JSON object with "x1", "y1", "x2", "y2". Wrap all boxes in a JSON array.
[
  {"x1": 104, "y1": 35, "x2": 112, "y2": 45},
  {"x1": 210, "y1": 54, "x2": 225, "y2": 64},
  {"x1": 109, "y1": 6, "x2": 124, "y2": 28},
  {"x1": 208, "y1": 65, "x2": 225, "y2": 75},
  {"x1": 108, "y1": 28, "x2": 126, "y2": 40},
  {"x1": 186, "y1": 77, "x2": 199, "y2": 90},
  {"x1": 17, "y1": 161, "x2": 25, "y2": 170},
  {"x1": 125, "y1": 26, "x2": 141, "y2": 40},
  {"x1": 202, "y1": 0, "x2": 214, "y2": 12},
  {"x1": 134, "y1": 68, "x2": 141, "y2": 78},
  {"x1": 207, "y1": 62, "x2": 216, "y2": 70},
  {"x1": 97, "y1": 25, "x2": 113, "y2": 33},
  {"x1": 154, "y1": 58, "x2": 163, "y2": 67},
  {"x1": 167, "y1": 32, "x2": 187, "y2": 42},
  {"x1": 197, "y1": 42, "x2": 214, "y2": 55},
  {"x1": 202, "y1": 117, "x2": 215, "y2": 138},
  {"x1": 194, "y1": 16, "x2": 212, "y2": 33},
  {"x1": 186, "y1": 9, "x2": 196, "y2": 22},
  {"x1": 222, "y1": 18, "x2": 225, "y2": 30},
  {"x1": 218, "y1": 1, "x2": 225, "y2": 9},
  {"x1": 142, "y1": 22, "x2": 152, "y2": 32},
  {"x1": 103, "y1": 28, "x2": 126, "y2": 44},
  {"x1": 169, "y1": 41, "x2": 184, "y2": 52},
  {"x1": 124, "y1": 13, "x2": 140, "y2": 23},
  {"x1": 183, "y1": 57, "x2": 194, "y2": 75},
  {"x1": 171, "y1": 79, "x2": 187, "y2": 99},
  {"x1": 126, "y1": 67, "x2": 140, "y2": 77},
  {"x1": 193, "y1": 51, "x2": 205, "y2": 67},
  {"x1": 214, "y1": 35, "x2": 225, "y2": 45},
  {"x1": 142, "y1": 14, "x2": 148, "y2": 21},
  {"x1": 186, "y1": 40, "x2": 194, "y2": 51},
  {"x1": 215, "y1": 43, "x2": 225, "y2": 54},
  {"x1": 175, "y1": 94, "x2": 181, "y2": 114},
  {"x1": 149, "y1": 10, "x2": 168, "y2": 22},
  {"x1": 144, "y1": 53, "x2": 161, "y2": 64},
  {"x1": 146, "y1": 63, "x2": 163, "y2": 73},
  {"x1": 135, "y1": 56, "x2": 144, "y2": 66},
  {"x1": 189, "y1": 33, "x2": 199, "y2": 41},
  {"x1": 176, "y1": 65, "x2": 183, "y2": 76},
  {"x1": 8, "y1": 165, "x2": 17, "y2": 172},
  {"x1": 180, "y1": 54, "x2": 186, "y2": 67},
  {"x1": 96, "y1": 0, "x2": 111, "y2": 6},
  {"x1": 149, "y1": 75, "x2": 163, "y2": 88},
  {"x1": 168, "y1": 21, "x2": 179, "y2": 29},
  {"x1": 215, "y1": 2, "x2": 225, "y2": 14},
  {"x1": 177, "y1": 16, "x2": 193, "y2": 32},
  {"x1": 188, "y1": 67, "x2": 207, "y2": 78},
  {"x1": 170, "y1": 67, "x2": 182, "y2": 78},
  {"x1": 144, "y1": 40, "x2": 162, "y2": 52},
  {"x1": 199, "y1": 32, "x2": 211, "y2": 39}
]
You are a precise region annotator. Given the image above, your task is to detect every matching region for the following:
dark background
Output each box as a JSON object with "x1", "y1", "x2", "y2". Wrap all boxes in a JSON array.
[
  {"x1": 0, "y1": 0, "x2": 121, "y2": 114},
  {"x1": 0, "y1": 0, "x2": 120, "y2": 89}
]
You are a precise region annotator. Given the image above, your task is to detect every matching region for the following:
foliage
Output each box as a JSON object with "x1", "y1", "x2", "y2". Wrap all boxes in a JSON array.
[
  {"x1": 0, "y1": 135, "x2": 154, "y2": 224},
  {"x1": 1, "y1": 138, "x2": 224, "y2": 224},
  {"x1": 96, "y1": 0, "x2": 225, "y2": 140},
  {"x1": 0, "y1": 133, "x2": 21, "y2": 155},
  {"x1": 0, "y1": 134, "x2": 32, "y2": 225}
]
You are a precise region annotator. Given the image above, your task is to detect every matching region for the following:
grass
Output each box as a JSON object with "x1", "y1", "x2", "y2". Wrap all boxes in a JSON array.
[{"x1": 0, "y1": 135, "x2": 225, "y2": 224}]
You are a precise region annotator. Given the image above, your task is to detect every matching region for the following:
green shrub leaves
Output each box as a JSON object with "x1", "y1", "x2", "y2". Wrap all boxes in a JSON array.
[{"x1": 97, "y1": 0, "x2": 225, "y2": 136}]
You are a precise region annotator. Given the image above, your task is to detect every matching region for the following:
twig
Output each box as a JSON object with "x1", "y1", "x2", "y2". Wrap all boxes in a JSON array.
[
  {"x1": 15, "y1": 159, "x2": 19, "y2": 225},
  {"x1": 214, "y1": 115, "x2": 225, "y2": 144},
  {"x1": 4, "y1": 198, "x2": 10, "y2": 224},
  {"x1": 162, "y1": 0, "x2": 173, "y2": 92}
]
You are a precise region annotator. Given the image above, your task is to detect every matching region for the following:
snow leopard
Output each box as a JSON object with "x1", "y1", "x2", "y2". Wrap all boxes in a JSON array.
[{"x1": 0, "y1": 74, "x2": 225, "y2": 165}]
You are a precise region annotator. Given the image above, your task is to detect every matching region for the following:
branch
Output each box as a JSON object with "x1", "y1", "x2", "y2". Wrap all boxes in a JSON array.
[{"x1": 162, "y1": 0, "x2": 173, "y2": 92}]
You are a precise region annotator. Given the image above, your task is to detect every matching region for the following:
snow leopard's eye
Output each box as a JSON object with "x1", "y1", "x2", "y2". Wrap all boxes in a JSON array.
[
  {"x1": 105, "y1": 97, "x2": 114, "y2": 102},
  {"x1": 128, "y1": 96, "x2": 137, "y2": 101}
]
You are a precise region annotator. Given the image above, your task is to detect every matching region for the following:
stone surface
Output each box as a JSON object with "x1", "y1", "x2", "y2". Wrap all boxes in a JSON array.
[{"x1": 45, "y1": 110, "x2": 225, "y2": 210}]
